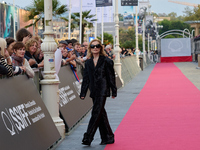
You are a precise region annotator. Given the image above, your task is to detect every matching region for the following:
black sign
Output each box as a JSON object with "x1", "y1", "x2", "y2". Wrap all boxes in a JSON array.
[
  {"x1": 96, "y1": 0, "x2": 112, "y2": 7},
  {"x1": 0, "y1": 75, "x2": 61, "y2": 150},
  {"x1": 58, "y1": 64, "x2": 92, "y2": 130},
  {"x1": 121, "y1": 0, "x2": 138, "y2": 6}
]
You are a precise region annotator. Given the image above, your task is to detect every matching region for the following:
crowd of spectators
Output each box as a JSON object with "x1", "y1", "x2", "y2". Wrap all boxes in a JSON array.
[{"x1": 0, "y1": 27, "x2": 121, "y2": 80}]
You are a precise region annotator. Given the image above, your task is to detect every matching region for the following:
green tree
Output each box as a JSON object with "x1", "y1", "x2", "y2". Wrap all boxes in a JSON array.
[
  {"x1": 24, "y1": 0, "x2": 67, "y2": 30},
  {"x1": 118, "y1": 27, "x2": 147, "y2": 51},
  {"x1": 159, "y1": 19, "x2": 191, "y2": 38},
  {"x1": 97, "y1": 32, "x2": 113, "y2": 45},
  {"x1": 119, "y1": 28, "x2": 135, "y2": 47},
  {"x1": 68, "y1": 10, "x2": 97, "y2": 43},
  {"x1": 184, "y1": 5, "x2": 200, "y2": 21},
  {"x1": 168, "y1": 12, "x2": 177, "y2": 21}
]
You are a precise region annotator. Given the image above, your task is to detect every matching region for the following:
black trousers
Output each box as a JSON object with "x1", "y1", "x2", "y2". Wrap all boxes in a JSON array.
[{"x1": 85, "y1": 96, "x2": 114, "y2": 141}]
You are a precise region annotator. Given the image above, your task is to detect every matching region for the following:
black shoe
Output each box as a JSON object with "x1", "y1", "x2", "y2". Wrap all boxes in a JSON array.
[
  {"x1": 82, "y1": 133, "x2": 92, "y2": 146},
  {"x1": 100, "y1": 139, "x2": 114, "y2": 145},
  {"x1": 82, "y1": 140, "x2": 91, "y2": 146}
]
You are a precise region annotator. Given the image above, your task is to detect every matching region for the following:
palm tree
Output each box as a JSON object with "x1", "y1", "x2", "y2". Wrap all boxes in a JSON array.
[
  {"x1": 62, "y1": 10, "x2": 97, "y2": 43},
  {"x1": 24, "y1": 0, "x2": 68, "y2": 31},
  {"x1": 97, "y1": 32, "x2": 113, "y2": 45}
]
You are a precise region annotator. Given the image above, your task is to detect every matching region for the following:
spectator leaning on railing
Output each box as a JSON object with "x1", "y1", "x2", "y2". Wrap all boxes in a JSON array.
[
  {"x1": 0, "y1": 37, "x2": 13, "y2": 77},
  {"x1": 105, "y1": 45, "x2": 115, "y2": 60},
  {"x1": 11, "y1": 42, "x2": 34, "y2": 78},
  {"x1": 32, "y1": 36, "x2": 44, "y2": 64},
  {"x1": 24, "y1": 38, "x2": 44, "y2": 68},
  {"x1": 5, "y1": 37, "x2": 22, "y2": 75},
  {"x1": 73, "y1": 42, "x2": 81, "y2": 58}
]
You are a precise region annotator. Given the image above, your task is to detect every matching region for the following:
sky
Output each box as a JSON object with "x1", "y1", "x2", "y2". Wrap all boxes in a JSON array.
[{"x1": 1, "y1": 0, "x2": 198, "y2": 16}]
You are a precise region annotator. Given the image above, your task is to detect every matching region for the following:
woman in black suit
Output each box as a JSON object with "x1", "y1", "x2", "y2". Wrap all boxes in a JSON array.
[{"x1": 80, "y1": 39, "x2": 117, "y2": 146}]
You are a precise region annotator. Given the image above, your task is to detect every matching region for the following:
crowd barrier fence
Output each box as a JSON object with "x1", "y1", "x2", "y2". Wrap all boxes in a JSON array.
[{"x1": 0, "y1": 55, "x2": 151, "y2": 149}]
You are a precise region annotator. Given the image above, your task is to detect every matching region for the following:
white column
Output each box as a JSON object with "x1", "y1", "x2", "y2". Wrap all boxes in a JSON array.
[
  {"x1": 101, "y1": 7, "x2": 104, "y2": 44},
  {"x1": 68, "y1": 0, "x2": 71, "y2": 39},
  {"x1": 95, "y1": 7, "x2": 97, "y2": 39},
  {"x1": 79, "y1": 0, "x2": 82, "y2": 43},
  {"x1": 114, "y1": 0, "x2": 123, "y2": 85},
  {"x1": 41, "y1": 0, "x2": 65, "y2": 138},
  {"x1": 148, "y1": 33, "x2": 150, "y2": 53},
  {"x1": 135, "y1": 6, "x2": 139, "y2": 66},
  {"x1": 142, "y1": 18, "x2": 146, "y2": 61}
]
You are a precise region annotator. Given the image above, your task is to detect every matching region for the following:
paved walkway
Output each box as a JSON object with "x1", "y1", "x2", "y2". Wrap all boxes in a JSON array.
[{"x1": 55, "y1": 62, "x2": 200, "y2": 150}]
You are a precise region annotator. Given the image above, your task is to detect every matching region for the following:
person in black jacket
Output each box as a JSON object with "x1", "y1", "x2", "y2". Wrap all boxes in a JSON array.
[{"x1": 80, "y1": 39, "x2": 117, "y2": 146}]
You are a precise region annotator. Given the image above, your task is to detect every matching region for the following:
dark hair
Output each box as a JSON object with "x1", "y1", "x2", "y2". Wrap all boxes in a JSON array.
[
  {"x1": 13, "y1": 42, "x2": 25, "y2": 50},
  {"x1": 5, "y1": 37, "x2": 15, "y2": 48},
  {"x1": 65, "y1": 39, "x2": 72, "y2": 45},
  {"x1": 16, "y1": 28, "x2": 32, "y2": 42},
  {"x1": 71, "y1": 38, "x2": 77, "y2": 45}
]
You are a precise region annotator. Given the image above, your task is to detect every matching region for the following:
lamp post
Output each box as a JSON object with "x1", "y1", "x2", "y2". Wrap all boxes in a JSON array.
[
  {"x1": 142, "y1": 17, "x2": 146, "y2": 62},
  {"x1": 114, "y1": 0, "x2": 123, "y2": 84},
  {"x1": 40, "y1": 0, "x2": 65, "y2": 138},
  {"x1": 135, "y1": 6, "x2": 140, "y2": 66}
]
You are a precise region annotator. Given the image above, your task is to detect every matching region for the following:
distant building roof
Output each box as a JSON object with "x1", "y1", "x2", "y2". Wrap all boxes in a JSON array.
[{"x1": 185, "y1": 20, "x2": 200, "y2": 24}]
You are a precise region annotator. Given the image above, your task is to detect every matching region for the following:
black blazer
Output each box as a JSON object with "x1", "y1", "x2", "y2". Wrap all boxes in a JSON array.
[{"x1": 80, "y1": 55, "x2": 117, "y2": 98}]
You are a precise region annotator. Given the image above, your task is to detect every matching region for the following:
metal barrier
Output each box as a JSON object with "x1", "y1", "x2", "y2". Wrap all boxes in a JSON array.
[{"x1": 120, "y1": 55, "x2": 151, "y2": 85}]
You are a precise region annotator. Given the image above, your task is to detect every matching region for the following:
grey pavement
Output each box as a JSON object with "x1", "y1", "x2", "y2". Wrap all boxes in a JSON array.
[{"x1": 55, "y1": 62, "x2": 200, "y2": 150}]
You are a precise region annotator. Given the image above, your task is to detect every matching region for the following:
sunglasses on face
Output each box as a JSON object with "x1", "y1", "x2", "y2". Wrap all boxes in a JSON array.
[{"x1": 90, "y1": 44, "x2": 101, "y2": 49}]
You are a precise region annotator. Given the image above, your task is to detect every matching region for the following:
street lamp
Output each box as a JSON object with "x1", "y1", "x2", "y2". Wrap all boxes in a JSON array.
[
  {"x1": 114, "y1": 0, "x2": 123, "y2": 84},
  {"x1": 40, "y1": 0, "x2": 65, "y2": 138}
]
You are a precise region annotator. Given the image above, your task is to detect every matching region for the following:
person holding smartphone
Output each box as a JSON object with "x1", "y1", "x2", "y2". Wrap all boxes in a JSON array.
[{"x1": 80, "y1": 39, "x2": 117, "y2": 146}]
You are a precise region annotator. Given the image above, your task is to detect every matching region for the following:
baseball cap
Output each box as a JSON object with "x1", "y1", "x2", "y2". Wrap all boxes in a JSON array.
[
  {"x1": 66, "y1": 47, "x2": 73, "y2": 52},
  {"x1": 59, "y1": 40, "x2": 68, "y2": 45}
]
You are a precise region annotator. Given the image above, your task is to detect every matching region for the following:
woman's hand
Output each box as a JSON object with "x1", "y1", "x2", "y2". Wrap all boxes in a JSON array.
[
  {"x1": 20, "y1": 66, "x2": 26, "y2": 72},
  {"x1": 29, "y1": 59, "x2": 36, "y2": 66},
  {"x1": 4, "y1": 50, "x2": 10, "y2": 58},
  {"x1": 81, "y1": 97, "x2": 85, "y2": 99}
]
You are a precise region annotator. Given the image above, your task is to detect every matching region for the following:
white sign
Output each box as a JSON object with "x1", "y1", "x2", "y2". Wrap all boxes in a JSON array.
[{"x1": 161, "y1": 38, "x2": 191, "y2": 57}]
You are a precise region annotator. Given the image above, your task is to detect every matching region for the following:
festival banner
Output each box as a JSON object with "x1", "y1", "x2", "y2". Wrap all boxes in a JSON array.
[
  {"x1": 96, "y1": 0, "x2": 112, "y2": 7},
  {"x1": 96, "y1": 6, "x2": 114, "y2": 23},
  {"x1": 66, "y1": 0, "x2": 96, "y2": 21},
  {"x1": 0, "y1": 3, "x2": 5, "y2": 37},
  {"x1": 3, "y1": 5, "x2": 14, "y2": 38},
  {"x1": 0, "y1": 75, "x2": 61, "y2": 150}
]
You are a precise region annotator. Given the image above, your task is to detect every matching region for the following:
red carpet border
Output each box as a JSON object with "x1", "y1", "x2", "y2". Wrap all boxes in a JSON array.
[{"x1": 105, "y1": 63, "x2": 200, "y2": 150}]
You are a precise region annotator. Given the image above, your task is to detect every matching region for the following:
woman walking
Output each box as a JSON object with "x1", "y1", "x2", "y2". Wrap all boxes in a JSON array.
[{"x1": 80, "y1": 39, "x2": 117, "y2": 146}]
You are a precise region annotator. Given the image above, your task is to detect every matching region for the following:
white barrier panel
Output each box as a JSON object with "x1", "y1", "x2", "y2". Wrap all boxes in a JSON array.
[{"x1": 161, "y1": 38, "x2": 191, "y2": 57}]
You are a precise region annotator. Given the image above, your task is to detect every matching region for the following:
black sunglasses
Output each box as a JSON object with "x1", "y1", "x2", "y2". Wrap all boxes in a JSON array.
[{"x1": 90, "y1": 44, "x2": 101, "y2": 49}]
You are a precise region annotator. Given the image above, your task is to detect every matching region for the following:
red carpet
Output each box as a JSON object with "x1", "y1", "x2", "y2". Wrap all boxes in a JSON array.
[
  {"x1": 160, "y1": 56, "x2": 192, "y2": 62},
  {"x1": 105, "y1": 63, "x2": 200, "y2": 150}
]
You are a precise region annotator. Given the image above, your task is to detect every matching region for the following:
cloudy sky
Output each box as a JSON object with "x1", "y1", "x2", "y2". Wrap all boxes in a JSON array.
[{"x1": 1, "y1": 0, "x2": 198, "y2": 16}]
